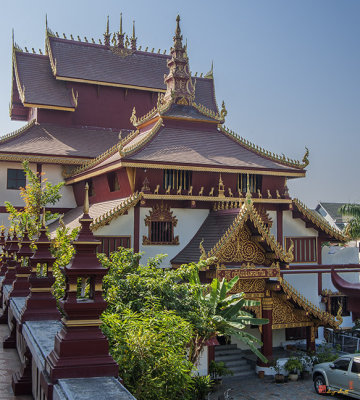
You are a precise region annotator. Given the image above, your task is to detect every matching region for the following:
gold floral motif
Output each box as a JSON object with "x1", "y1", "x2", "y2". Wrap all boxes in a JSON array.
[
  {"x1": 272, "y1": 294, "x2": 311, "y2": 326},
  {"x1": 224, "y1": 277, "x2": 266, "y2": 294},
  {"x1": 216, "y1": 225, "x2": 266, "y2": 264}
]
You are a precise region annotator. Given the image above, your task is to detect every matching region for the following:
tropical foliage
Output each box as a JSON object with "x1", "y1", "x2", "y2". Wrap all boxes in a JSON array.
[
  {"x1": 5, "y1": 160, "x2": 64, "y2": 236},
  {"x1": 339, "y1": 203, "x2": 360, "y2": 239},
  {"x1": 99, "y1": 248, "x2": 268, "y2": 399}
]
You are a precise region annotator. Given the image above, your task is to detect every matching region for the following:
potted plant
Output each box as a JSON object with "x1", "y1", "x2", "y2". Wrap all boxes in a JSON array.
[
  {"x1": 209, "y1": 360, "x2": 233, "y2": 387},
  {"x1": 284, "y1": 357, "x2": 303, "y2": 381},
  {"x1": 271, "y1": 359, "x2": 285, "y2": 383}
]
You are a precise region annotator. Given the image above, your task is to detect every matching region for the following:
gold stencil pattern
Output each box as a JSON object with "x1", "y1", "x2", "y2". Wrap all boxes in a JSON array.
[{"x1": 219, "y1": 225, "x2": 266, "y2": 264}]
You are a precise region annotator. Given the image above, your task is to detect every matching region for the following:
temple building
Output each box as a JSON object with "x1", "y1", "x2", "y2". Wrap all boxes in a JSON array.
[{"x1": 1, "y1": 14, "x2": 359, "y2": 372}]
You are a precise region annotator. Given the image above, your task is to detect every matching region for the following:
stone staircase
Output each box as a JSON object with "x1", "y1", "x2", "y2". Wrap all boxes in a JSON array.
[{"x1": 214, "y1": 344, "x2": 255, "y2": 378}]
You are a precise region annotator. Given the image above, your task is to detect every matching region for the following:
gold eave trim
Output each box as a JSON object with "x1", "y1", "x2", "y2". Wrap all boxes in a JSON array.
[
  {"x1": 0, "y1": 153, "x2": 90, "y2": 165},
  {"x1": 55, "y1": 75, "x2": 166, "y2": 93},
  {"x1": 161, "y1": 115, "x2": 220, "y2": 124},
  {"x1": 66, "y1": 160, "x2": 305, "y2": 184},
  {"x1": 143, "y1": 194, "x2": 292, "y2": 203},
  {"x1": 23, "y1": 102, "x2": 75, "y2": 112}
]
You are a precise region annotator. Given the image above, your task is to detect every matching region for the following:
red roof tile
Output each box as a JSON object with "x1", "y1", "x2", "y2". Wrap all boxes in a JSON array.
[
  {"x1": 14, "y1": 52, "x2": 73, "y2": 108},
  {"x1": 0, "y1": 122, "x2": 120, "y2": 159},
  {"x1": 125, "y1": 124, "x2": 300, "y2": 171}
]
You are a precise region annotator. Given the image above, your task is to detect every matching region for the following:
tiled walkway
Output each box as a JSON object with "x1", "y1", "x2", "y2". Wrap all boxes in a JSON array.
[
  {"x1": 0, "y1": 324, "x2": 32, "y2": 400},
  {"x1": 209, "y1": 374, "x2": 347, "y2": 400}
]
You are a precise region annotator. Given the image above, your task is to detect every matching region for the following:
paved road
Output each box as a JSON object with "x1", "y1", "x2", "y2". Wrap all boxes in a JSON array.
[
  {"x1": 0, "y1": 324, "x2": 32, "y2": 400},
  {"x1": 209, "y1": 374, "x2": 348, "y2": 400}
]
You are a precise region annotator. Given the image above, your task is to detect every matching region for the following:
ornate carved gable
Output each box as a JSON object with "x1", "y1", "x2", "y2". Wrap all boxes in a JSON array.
[{"x1": 215, "y1": 224, "x2": 268, "y2": 264}]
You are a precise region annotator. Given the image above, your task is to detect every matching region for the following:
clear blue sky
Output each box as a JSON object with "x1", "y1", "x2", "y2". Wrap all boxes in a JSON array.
[{"x1": 1, "y1": 0, "x2": 359, "y2": 208}]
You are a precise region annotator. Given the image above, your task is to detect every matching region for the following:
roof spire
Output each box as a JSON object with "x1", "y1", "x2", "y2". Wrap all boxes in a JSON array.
[
  {"x1": 163, "y1": 15, "x2": 195, "y2": 106},
  {"x1": 104, "y1": 16, "x2": 110, "y2": 47},
  {"x1": 117, "y1": 13, "x2": 125, "y2": 48},
  {"x1": 130, "y1": 20, "x2": 137, "y2": 50}
]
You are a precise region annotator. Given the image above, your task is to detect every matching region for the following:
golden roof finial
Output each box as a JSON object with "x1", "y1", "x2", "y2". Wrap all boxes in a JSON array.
[
  {"x1": 104, "y1": 16, "x2": 111, "y2": 46},
  {"x1": 302, "y1": 146, "x2": 309, "y2": 167},
  {"x1": 132, "y1": 20, "x2": 135, "y2": 38},
  {"x1": 130, "y1": 20, "x2": 137, "y2": 50},
  {"x1": 84, "y1": 182, "x2": 90, "y2": 214},
  {"x1": 175, "y1": 15, "x2": 181, "y2": 38},
  {"x1": 106, "y1": 15, "x2": 110, "y2": 35},
  {"x1": 204, "y1": 61, "x2": 214, "y2": 79},
  {"x1": 220, "y1": 100, "x2": 227, "y2": 120},
  {"x1": 199, "y1": 238, "x2": 207, "y2": 260},
  {"x1": 120, "y1": 13, "x2": 123, "y2": 35}
]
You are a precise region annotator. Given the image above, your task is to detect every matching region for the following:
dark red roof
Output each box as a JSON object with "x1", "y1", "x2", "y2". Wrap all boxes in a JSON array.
[
  {"x1": 0, "y1": 122, "x2": 120, "y2": 158},
  {"x1": 125, "y1": 124, "x2": 300, "y2": 171},
  {"x1": 14, "y1": 52, "x2": 73, "y2": 108},
  {"x1": 171, "y1": 211, "x2": 238, "y2": 264},
  {"x1": 46, "y1": 37, "x2": 218, "y2": 110}
]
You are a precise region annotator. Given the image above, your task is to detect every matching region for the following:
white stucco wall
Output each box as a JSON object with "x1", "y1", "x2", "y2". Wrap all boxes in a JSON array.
[
  {"x1": 0, "y1": 161, "x2": 37, "y2": 206},
  {"x1": 268, "y1": 210, "x2": 277, "y2": 238},
  {"x1": 95, "y1": 208, "x2": 134, "y2": 239},
  {"x1": 196, "y1": 346, "x2": 208, "y2": 376},
  {"x1": 139, "y1": 207, "x2": 209, "y2": 267},
  {"x1": 283, "y1": 210, "x2": 318, "y2": 240},
  {"x1": 322, "y1": 246, "x2": 359, "y2": 265},
  {"x1": 283, "y1": 273, "x2": 319, "y2": 305},
  {"x1": 42, "y1": 164, "x2": 76, "y2": 208}
]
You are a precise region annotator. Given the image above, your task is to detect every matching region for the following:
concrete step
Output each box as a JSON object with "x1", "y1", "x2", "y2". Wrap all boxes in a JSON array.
[
  {"x1": 221, "y1": 359, "x2": 248, "y2": 368},
  {"x1": 214, "y1": 344, "x2": 238, "y2": 352},
  {"x1": 215, "y1": 348, "x2": 243, "y2": 356},
  {"x1": 215, "y1": 353, "x2": 246, "y2": 362},
  {"x1": 231, "y1": 370, "x2": 256, "y2": 378}
]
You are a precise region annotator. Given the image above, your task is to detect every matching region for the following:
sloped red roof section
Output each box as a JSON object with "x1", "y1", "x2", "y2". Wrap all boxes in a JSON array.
[
  {"x1": 0, "y1": 122, "x2": 120, "y2": 158},
  {"x1": 125, "y1": 124, "x2": 301, "y2": 171},
  {"x1": 14, "y1": 52, "x2": 73, "y2": 108}
]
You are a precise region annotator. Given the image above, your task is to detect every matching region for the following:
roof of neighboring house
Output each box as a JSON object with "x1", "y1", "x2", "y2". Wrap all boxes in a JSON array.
[
  {"x1": 13, "y1": 51, "x2": 74, "y2": 109},
  {"x1": 0, "y1": 121, "x2": 122, "y2": 162},
  {"x1": 315, "y1": 202, "x2": 350, "y2": 224}
]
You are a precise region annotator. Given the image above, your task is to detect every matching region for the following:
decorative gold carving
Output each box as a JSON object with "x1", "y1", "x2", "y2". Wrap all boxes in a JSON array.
[
  {"x1": 272, "y1": 293, "x2": 311, "y2": 328},
  {"x1": 91, "y1": 192, "x2": 142, "y2": 231},
  {"x1": 281, "y1": 278, "x2": 339, "y2": 329},
  {"x1": 209, "y1": 200, "x2": 294, "y2": 265},
  {"x1": 199, "y1": 239, "x2": 207, "y2": 260},
  {"x1": 262, "y1": 297, "x2": 273, "y2": 310},
  {"x1": 216, "y1": 225, "x2": 266, "y2": 264},
  {"x1": 220, "y1": 125, "x2": 308, "y2": 170},
  {"x1": 142, "y1": 203, "x2": 179, "y2": 245},
  {"x1": 110, "y1": 46, "x2": 135, "y2": 57},
  {"x1": 218, "y1": 174, "x2": 225, "y2": 198},
  {"x1": 256, "y1": 206, "x2": 273, "y2": 228}
]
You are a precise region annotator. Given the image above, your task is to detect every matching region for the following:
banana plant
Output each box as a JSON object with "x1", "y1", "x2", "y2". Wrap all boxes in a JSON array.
[{"x1": 189, "y1": 270, "x2": 269, "y2": 362}]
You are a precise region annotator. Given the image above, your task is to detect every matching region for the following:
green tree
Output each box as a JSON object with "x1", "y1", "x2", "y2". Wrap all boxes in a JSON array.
[
  {"x1": 189, "y1": 271, "x2": 268, "y2": 363},
  {"x1": 5, "y1": 160, "x2": 64, "y2": 236},
  {"x1": 99, "y1": 248, "x2": 268, "y2": 399},
  {"x1": 339, "y1": 203, "x2": 360, "y2": 239}
]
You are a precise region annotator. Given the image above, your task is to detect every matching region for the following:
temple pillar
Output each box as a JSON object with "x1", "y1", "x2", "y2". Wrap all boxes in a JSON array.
[
  {"x1": 259, "y1": 297, "x2": 273, "y2": 365},
  {"x1": 306, "y1": 326, "x2": 316, "y2": 352}
]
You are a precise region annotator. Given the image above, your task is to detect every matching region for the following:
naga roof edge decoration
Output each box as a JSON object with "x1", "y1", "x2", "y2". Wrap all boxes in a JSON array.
[
  {"x1": 280, "y1": 277, "x2": 340, "y2": 329},
  {"x1": 207, "y1": 193, "x2": 295, "y2": 264},
  {"x1": 220, "y1": 125, "x2": 309, "y2": 170},
  {"x1": 292, "y1": 198, "x2": 348, "y2": 241},
  {"x1": 0, "y1": 119, "x2": 36, "y2": 144},
  {"x1": 91, "y1": 192, "x2": 143, "y2": 231}
]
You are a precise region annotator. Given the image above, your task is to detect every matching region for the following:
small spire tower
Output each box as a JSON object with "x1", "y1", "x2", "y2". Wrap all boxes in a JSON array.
[{"x1": 163, "y1": 15, "x2": 195, "y2": 105}]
